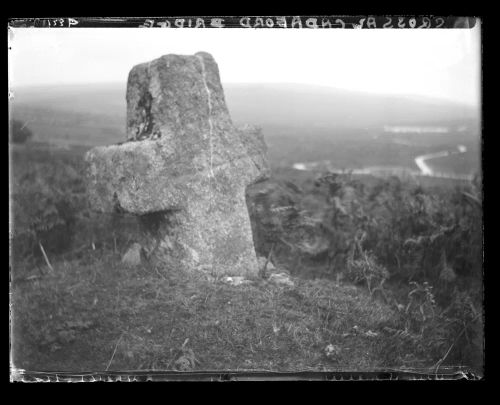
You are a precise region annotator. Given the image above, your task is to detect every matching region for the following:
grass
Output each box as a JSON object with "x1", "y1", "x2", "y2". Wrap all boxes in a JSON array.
[
  {"x1": 11, "y1": 248, "x2": 404, "y2": 373},
  {"x1": 9, "y1": 142, "x2": 482, "y2": 376}
]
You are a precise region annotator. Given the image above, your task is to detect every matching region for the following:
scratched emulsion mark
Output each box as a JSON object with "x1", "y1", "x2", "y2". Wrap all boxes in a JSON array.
[
  {"x1": 196, "y1": 54, "x2": 215, "y2": 179},
  {"x1": 196, "y1": 54, "x2": 216, "y2": 273}
]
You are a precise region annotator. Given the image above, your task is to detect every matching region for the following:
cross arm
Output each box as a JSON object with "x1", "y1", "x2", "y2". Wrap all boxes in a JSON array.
[{"x1": 85, "y1": 140, "x2": 187, "y2": 215}]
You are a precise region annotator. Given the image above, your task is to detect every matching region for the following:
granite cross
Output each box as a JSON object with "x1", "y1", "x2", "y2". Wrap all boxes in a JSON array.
[{"x1": 85, "y1": 52, "x2": 270, "y2": 275}]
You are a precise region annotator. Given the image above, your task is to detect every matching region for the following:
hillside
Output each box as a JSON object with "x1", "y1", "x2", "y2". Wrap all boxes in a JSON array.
[
  {"x1": 225, "y1": 83, "x2": 478, "y2": 130},
  {"x1": 10, "y1": 82, "x2": 480, "y2": 173},
  {"x1": 11, "y1": 250, "x2": 402, "y2": 373},
  {"x1": 11, "y1": 82, "x2": 479, "y2": 133},
  {"x1": 10, "y1": 143, "x2": 483, "y2": 376}
]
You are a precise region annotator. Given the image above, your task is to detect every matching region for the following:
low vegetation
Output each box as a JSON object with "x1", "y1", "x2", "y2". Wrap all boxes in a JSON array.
[
  {"x1": 12, "y1": 250, "x2": 402, "y2": 372},
  {"x1": 10, "y1": 142, "x2": 483, "y2": 375}
]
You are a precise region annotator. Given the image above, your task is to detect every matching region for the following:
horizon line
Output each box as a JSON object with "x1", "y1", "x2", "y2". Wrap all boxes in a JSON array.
[{"x1": 10, "y1": 81, "x2": 479, "y2": 109}]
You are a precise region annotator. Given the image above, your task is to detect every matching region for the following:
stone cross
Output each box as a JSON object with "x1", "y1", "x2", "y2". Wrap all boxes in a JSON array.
[{"x1": 85, "y1": 52, "x2": 270, "y2": 275}]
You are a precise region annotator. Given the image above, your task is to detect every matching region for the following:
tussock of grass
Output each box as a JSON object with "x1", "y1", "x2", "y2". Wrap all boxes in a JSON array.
[{"x1": 11, "y1": 250, "x2": 403, "y2": 372}]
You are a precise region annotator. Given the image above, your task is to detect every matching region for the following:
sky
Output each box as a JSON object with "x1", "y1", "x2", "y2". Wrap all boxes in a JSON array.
[{"x1": 9, "y1": 24, "x2": 481, "y2": 106}]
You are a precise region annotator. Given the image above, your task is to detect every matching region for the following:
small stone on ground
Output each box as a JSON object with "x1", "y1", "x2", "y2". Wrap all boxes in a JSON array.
[
  {"x1": 222, "y1": 276, "x2": 253, "y2": 286},
  {"x1": 268, "y1": 273, "x2": 295, "y2": 288},
  {"x1": 122, "y1": 243, "x2": 142, "y2": 266}
]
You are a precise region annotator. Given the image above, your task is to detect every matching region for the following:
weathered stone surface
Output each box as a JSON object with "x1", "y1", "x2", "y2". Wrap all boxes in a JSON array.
[
  {"x1": 86, "y1": 52, "x2": 270, "y2": 276},
  {"x1": 126, "y1": 52, "x2": 233, "y2": 143}
]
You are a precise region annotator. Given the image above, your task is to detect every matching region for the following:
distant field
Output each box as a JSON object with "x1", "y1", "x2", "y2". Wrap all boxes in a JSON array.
[
  {"x1": 10, "y1": 105, "x2": 125, "y2": 147},
  {"x1": 10, "y1": 83, "x2": 481, "y2": 176},
  {"x1": 427, "y1": 149, "x2": 481, "y2": 176}
]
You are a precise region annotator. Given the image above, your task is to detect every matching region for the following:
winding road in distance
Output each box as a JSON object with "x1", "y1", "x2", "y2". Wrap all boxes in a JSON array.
[
  {"x1": 292, "y1": 145, "x2": 472, "y2": 180},
  {"x1": 414, "y1": 145, "x2": 467, "y2": 176}
]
